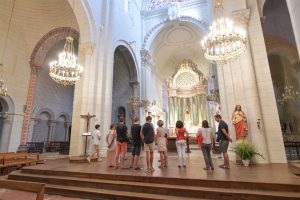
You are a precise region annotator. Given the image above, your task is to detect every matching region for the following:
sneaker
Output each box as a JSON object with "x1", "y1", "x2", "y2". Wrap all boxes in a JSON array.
[
  {"x1": 144, "y1": 168, "x2": 151, "y2": 173},
  {"x1": 150, "y1": 167, "x2": 155, "y2": 172},
  {"x1": 135, "y1": 167, "x2": 142, "y2": 170}
]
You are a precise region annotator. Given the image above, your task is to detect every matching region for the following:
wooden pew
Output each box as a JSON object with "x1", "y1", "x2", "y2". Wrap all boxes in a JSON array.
[
  {"x1": 0, "y1": 179, "x2": 45, "y2": 200},
  {"x1": 1, "y1": 152, "x2": 40, "y2": 174}
]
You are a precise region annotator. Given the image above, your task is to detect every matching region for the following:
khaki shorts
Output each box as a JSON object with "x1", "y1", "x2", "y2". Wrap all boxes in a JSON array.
[
  {"x1": 144, "y1": 142, "x2": 154, "y2": 152},
  {"x1": 219, "y1": 140, "x2": 229, "y2": 153}
]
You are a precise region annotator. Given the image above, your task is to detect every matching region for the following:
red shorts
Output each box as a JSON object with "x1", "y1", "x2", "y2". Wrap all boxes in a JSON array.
[{"x1": 116, "y1": 141, "x2": 127, "y2": 155}]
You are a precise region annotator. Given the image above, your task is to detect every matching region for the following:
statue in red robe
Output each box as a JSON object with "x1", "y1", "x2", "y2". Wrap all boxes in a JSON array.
[{"x1": 232, "y1": 105, "x2": 248, "y2": 140}]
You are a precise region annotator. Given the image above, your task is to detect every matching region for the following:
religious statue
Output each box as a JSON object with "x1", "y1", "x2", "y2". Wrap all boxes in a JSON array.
[
  {"x1": 232, "y1": 105, "x2": 248, "y2": 140},
  {"x1": 184, "y1": 110, "x2": 192, "y2": 130}
]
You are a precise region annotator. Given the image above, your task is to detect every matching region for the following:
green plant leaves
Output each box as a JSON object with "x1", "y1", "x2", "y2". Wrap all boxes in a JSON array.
[{"x1": 233, "y1": 140, "x2": 264, "y2": 160}]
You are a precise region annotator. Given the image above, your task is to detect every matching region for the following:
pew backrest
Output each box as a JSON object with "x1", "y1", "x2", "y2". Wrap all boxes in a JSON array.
[{"x1": 0, "y1": 179, "x2": 45, "y2": 200}]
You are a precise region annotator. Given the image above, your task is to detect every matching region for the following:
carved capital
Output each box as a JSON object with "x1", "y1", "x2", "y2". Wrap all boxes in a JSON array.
[
  {"x1": 129, "y1": 81, "x2": 139, "y2": 87},
  {"x1": 48, "y1": 120, "x2": 57, "y2": 127},
  {"x1": 140, "y1": 49, "x2": 152, "y2": 66},
  {"x1": 79, "y1": 43, "x2": 95, "y2": 55},
  {"x1": 232, "y1": 9, "x2": 250, "y2": 27}
]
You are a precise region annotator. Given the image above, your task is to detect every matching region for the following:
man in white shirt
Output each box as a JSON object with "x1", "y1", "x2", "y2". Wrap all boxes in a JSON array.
[{"x1": 87, "y1": 124, "x2": 101, "y2": 163}]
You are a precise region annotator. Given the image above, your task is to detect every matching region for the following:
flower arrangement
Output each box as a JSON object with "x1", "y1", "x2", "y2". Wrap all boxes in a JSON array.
[{"x1": 233, "y1": 139, "x2": 264, "y2": 161}]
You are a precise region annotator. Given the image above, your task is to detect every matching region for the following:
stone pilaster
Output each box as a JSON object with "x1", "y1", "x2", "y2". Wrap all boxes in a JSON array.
[
  {"x1": 140, "y1": 49, "x2": 153, "y2": 122},
  {"x1": 69, "y1": 43, "x2": 96, "y2": 157},
  {"x1": 247, "y1": 0, "x2": 286, "y2": 163},
  {"x1": 232, "y1": 8, "x2": 269, "y2": 163},
  {"x1": 18, "y1": 65, "x2": 39, "y2": 151}
]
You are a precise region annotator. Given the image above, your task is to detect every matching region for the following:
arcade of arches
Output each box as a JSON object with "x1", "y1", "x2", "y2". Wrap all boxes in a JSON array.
[{"x1": 1, "y1": 0, "x2": 300, "y2": 164}]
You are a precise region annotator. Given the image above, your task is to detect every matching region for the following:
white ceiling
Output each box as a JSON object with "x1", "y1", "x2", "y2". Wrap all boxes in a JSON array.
[{"x1": 150, "y1": 20, "x2": 210, "y2": 80}]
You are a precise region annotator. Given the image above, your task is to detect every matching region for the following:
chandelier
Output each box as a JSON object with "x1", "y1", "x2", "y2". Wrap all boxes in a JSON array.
[
  {"x1": 280, "y1": 70, "x2": 298, "y2": 104},
  {"x1": 49, "y1": 36, "x2": 83, "y2": 86},
  {"x1": 206, "y1": 88, "x2": 220, "y2": 103},
  {"x1": 201, "y1": 0, "x2": 247, "y2": 64},
  {"x1": 129, "y1": 96, "x2": 151, "y2": 109}
]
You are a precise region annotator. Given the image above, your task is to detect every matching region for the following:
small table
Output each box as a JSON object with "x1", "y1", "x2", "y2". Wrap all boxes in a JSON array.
[{"x1": 167, "y1": 137, "x2": 177, "y2": 152}]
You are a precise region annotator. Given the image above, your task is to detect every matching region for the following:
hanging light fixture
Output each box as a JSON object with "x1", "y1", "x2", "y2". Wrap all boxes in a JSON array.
[
  {"x1": 0, "y1": 0, "x2": 15, "y2": 96},
  {"x1": 201, "y1": 0, "x2": 247, "y2": 64},
  {"x1": 49, "y1": 0, "x2": 83, "y2": 86},
  {"x1": 280, "y1": 68, "x2": 298, "y2": 104}
]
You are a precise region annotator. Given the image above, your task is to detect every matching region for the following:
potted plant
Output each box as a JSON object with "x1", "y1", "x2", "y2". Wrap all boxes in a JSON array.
[{"x1": 233, "y1": 139, "x2": 264, "y2": 166}]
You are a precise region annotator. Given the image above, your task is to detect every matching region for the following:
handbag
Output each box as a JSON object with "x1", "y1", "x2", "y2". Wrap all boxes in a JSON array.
[{"x1": 197, "y1": 134, "x2": 203, "y2": 146}]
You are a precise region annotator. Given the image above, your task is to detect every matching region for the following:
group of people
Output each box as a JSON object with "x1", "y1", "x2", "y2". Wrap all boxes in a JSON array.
[
  {"x1": 87, "y1": 115, "x2": 168, "y2": 173},
  {"x1": 86, "y1": 106, "x2": 246, "y2": 172}
]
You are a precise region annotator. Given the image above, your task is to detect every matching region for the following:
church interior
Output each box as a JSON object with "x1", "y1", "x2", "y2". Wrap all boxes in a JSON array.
[{"x1": 0, "y1": 0, "x2": 300, "y2": 199}]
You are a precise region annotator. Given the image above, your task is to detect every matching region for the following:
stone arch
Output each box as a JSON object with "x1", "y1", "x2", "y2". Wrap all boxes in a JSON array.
[
  {"x1": 67, "y1": 0, "x2": 96, "y2": 44},
  {"x1": 114, "y1": 45, "x2": 138, "y2": 82},
  {"x1": 112, "y1": 44, "x2": 139, "y2": 126},
  {"x1": 265, "y1": 34, "x2": 300, "y2": 142},
  {"x1": 0, "y1": 95, "x2": 15, "y2": 152},
  {"x1": 35, "y1": 108, "x2": 55, "y2": 120},
  {"x1": 114, "y1": 40, "x2": 139, "y2": 81},
  {"x1": 265, "y1": 35, "x2": 300, "y2": 66},
  {"x1": 32, "y1": 109, "x2": 54, "y2": 143},
  {"x1": 30, "y1": 27, "x2": 79, "y2": 68},
  {"x1": 56, "y1": 112, "x2": 71, "y2": 122},
  {"x1": 53, "y1": 113, "x2": 70, "y2": 142},
  {"x1": 142, "y1": 15, "x2": 208, "y2": 50}
]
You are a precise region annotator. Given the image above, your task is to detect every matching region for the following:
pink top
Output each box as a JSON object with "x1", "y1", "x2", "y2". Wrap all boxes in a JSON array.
[{"x1": 176, "y1": 128, "x2": 186, "y2": 141}]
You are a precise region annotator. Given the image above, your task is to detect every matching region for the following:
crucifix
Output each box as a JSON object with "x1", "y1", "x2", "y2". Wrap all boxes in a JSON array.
[{"x1": 80, "y1": 112, "x2": 96, "y2": 156}]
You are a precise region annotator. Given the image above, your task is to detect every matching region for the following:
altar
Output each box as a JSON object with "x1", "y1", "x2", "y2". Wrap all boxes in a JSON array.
[{"x1": 167, "y1": 59, "x2": 210, "y2": 133}]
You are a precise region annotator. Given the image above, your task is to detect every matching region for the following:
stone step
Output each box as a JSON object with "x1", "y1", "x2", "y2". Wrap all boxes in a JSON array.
[
  {"x1": 45, "y1": 184, "x2": 203, "y2": 200},
  {"x1": 9, "y1": 171, "x2": 300, "y2": 200},
  {"x1": 19, "y1": 168, "x2": 300, "y2": 192}
]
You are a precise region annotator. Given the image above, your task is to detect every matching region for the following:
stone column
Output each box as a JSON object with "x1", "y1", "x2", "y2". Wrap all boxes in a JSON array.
[
  {"x1": 286, "y1": 0, "x2": 300, "y2": 60},
  {"x1": 247, "y1": 0, "x2": 286, "y2": 163},
  {"x1": 129, "y1": 81, "x2": 140, "y2": 120},
  {"x1": 64, "y1": 122, "x2": 72, "y2": 141},
  {"x1": 140, "y1": 49, "x2": 153, "y2": 122},
  {"x1": 47, "y1": 120, "x2": 57, "y2": 143},
  {"x1": 18, "y1": 66, "x2": 39, "y2": 152}
]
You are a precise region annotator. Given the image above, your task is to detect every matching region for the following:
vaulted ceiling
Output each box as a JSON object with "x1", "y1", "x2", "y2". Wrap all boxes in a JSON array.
[{"x1": 150, "y1": 20, "x2": 209, "y2": 80}]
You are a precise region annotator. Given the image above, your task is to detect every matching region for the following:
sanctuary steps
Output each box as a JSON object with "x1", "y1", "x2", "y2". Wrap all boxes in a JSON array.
[{"x1": 9, "y1": 168, "x2": 300, "y2": 200}]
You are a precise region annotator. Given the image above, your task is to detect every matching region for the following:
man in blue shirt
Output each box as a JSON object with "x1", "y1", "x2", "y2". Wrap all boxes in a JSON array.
[
  {"x1": 215, "y1": 114, "x2": 232, "y2": 169},
  {"x1": 141, "y1": 116, "x2": 155, "y2": 173}
]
